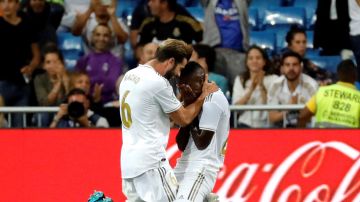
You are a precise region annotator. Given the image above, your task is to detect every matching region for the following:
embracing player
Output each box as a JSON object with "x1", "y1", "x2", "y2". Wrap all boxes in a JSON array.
[{"x1": 174, "y1": 61, "x2": 230, "y2": 202}]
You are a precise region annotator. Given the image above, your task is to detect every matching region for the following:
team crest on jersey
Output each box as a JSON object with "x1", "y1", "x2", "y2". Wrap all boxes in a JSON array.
[{"x1": 173, "y1": 27, "x2": 181, "y2": 37}]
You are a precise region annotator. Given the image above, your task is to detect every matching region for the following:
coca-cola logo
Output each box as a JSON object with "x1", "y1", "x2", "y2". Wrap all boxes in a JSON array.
[{"x1": 167, "y1": 141, "x2": 360, "y2": 202}]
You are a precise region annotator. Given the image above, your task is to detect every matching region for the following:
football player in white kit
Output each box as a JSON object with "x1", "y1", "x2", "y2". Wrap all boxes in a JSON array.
[
  {"x1": 119, "y1": 39, "x2": 218, "y2": 202},
  {"x1": 174, "y1": 62, "x2": 230, "y2": 202}
]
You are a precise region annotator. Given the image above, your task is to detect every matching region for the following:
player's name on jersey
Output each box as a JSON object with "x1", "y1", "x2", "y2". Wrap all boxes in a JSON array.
[{"x1": 124, "y1": 73, "x2": 140, "y2": 84}]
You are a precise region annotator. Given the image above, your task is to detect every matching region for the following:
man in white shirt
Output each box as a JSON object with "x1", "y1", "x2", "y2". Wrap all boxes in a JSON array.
[
  {"x1": 268, "y1": 51, "x2": 318, "y2": 128},
  {"x1": 174, "y1": 61, "x2": 230, "y2": 202},
  {"x1": 119, "y1": 39, "x2": 218, "y2": 202}
]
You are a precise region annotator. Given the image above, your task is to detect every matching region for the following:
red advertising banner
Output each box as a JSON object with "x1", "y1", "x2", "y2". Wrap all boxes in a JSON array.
[{"x1": 0, "y1": 129, "x2": 359, "y2": 202}]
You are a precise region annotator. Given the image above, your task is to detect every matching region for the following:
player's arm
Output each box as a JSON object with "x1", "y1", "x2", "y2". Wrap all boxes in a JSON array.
[{"x1": 176, "y1": 125, "x2": 191, "y2": 151}]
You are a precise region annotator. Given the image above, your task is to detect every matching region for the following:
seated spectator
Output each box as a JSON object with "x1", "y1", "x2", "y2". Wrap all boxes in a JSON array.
[
  {"x1": 34, "y1": 44, "x2": 70, "y2": 107},
  {"x1": 273, "y1": 25, "x2": 333, "y2": 85},
  {"x1": 191, "y1": 44, "x2": 229, "y2": 94},
  {"x1": 298, "y1": 59, "x2": 360, "y2": 128},
  {"x1": 21, "y1": 0, "x2": 64, "y2": 49},
  {"x1": 0, "y1": 95, "x2": 8, "y2": 128},
  {"x1": 67, "y1": 0, "x2": 128, "y2": 58},
  {"x1": 75, "y1": 24, "x2": 123, "y2": 105},
  {"x1": 232, "y1": 45, "x2": 278, "y2": 128},
  {"x1": 50, "y1": 88, "x2": 109, "y2": 128},
  {"x1": 33, "y1": 44, "x2": 70, "y2": 126},
  {"x1": 0, "y1": 0, "x2": 41, "y2": 127},
  {"x1": 137, "y1": 0, "x2": 203, "y2": 46},
  {"x1": 268, "y1": 51, "x2": 318, "y2": 128}
]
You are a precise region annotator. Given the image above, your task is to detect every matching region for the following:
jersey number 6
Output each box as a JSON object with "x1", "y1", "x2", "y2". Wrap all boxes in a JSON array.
[{"x1": 121, "y1": 90, "x2": 132, "y2": 128}]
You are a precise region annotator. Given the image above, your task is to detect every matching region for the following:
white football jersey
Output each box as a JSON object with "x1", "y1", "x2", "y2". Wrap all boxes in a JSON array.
[
  {"x1": 119, "y1": 64, "x2": 181, "y2": 178},
  {"x1": 175, "y1": 90, "x2": 230, "y2": 174}
]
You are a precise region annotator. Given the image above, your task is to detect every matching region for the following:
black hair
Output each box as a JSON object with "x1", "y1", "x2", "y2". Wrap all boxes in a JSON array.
[
  {"x1": 281, "y1": 51, "x2": 303, "y2": 66},
  {"x1": 180, "y1": 61, "x2": 204, "y2": 81},
  {"x1": 161, "y1": 0, "x2": 177, "y2": 12},
  {"x1": 66, "y1": 88, "x2": 88, "y2": 101},
  {"x1": 337, "y1": 59, "x2": 357, "y2": 83},
  {"x1": 192, "y1": 44, "x2": 216, "y2": 72},
  {"x1": 41, "y1": 42, "x2": 64, "y2": 64},
  {"x1": 285, "y1": 24, "x2": 306, "y2": 45}
]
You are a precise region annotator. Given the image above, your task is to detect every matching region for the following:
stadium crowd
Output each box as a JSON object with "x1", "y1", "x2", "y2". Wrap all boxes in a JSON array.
[{"x1": 0, "y1": 0, "x2": 359, "y2": 128}]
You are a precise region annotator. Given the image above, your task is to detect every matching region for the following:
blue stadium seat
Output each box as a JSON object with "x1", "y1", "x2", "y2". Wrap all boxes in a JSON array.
[
  {"x1": 57, "y1": 32, "x2": 84, "y2": 70},
  {"x1": 249, "y1": 31, "x2": 276, "y2": 55},
  {"x1": 249, "y1": 8, "x2": 259, "y2": 30},
  {"x1": 294, "y1": 0, "x2": 317, "y2": 29},
  {"x1": 307, "y1": 55, "x2": 342, "y2": 73},
  {"x1": 262, "y1": 7, "x2": 306, "y2": 30},
  {"x1": 116, "y1": 0, "x2": 136, "y2": 25},
  {"x1": 249, "y1": 0, "x2": 283, "y2": 24},
  {"x1": 186, "y1": 6, "x2": 204, "y2": 22}
]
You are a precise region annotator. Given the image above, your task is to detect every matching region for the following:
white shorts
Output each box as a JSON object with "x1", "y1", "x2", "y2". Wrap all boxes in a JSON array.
[
  {"x1": 173, "y1": 169, "x2": 217, "y2": 202},
  {"x1": 122, "y1": 161, "x2": 178, "y2": 202}
]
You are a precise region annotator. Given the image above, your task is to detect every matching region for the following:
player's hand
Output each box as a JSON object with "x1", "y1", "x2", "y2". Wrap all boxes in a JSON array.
[
  {"x1": 178, "y1": 83, "x2": 196, "y2": 106},
  {"x1": 200, "y1": 74, "x2": 218, "y2": 100}
]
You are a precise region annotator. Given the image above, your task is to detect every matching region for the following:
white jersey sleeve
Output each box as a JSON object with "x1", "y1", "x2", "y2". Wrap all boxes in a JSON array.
[
  {"x1": 154, "y1": 82, "x2": 182, "y2": 113},
  {"x1": 199, "y1": 96, "x2": 223, "y2": 132}
]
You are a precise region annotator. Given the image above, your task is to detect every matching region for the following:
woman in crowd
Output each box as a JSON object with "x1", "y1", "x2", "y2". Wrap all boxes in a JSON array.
[{"x1": 232, "y1": 45, "x2": 278, "y2": 128}]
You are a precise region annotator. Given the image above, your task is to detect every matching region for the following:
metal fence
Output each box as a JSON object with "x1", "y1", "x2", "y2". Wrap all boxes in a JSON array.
[{"x1": 0, "y1": 105, "x2": 305, "y2": 128}]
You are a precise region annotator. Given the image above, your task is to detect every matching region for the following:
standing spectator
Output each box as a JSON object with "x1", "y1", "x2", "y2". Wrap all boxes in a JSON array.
[
  {"x1": 137, "y1": 0, "x2": 203, "y2": 46},
  {"x1": 232, "y1": 46, "x2": 278, "y2": 128},
  {"x1": 69, "y1": 0, "x2": 128, "y2": 58},
  {"x1": 21, "y1": 0, "x2": 64, "y2": 49},
  {"x1": 348, "y1": 0, "x2": 360, "y2": 83},
  {"x1": 0, "y1": 0, "x2": 41, "y2": 127},
  {"x1": 50, "y1": 88, "x2": 109, "y2": 128},
  {"x1": 314, "y1": 0, "x2": 351, "y2": 55},
  {"x1": 298, "y1": 59, "x2": 360, "y2": 128},
  {"x1": 191, "y1": 44, "x2": 229, "y2": 94},
  {"x1": 34, "y1": 44, "x2": 70, "y2": 126},
  {"x1": 201, "y1": 0, "x2": 250, "y2": 87},
  {"x1": 75, "y1": 24, "x2": 123, "y2": 105},
  {"x1": 268, "y1": 51, "x2": 318, "y2": 128}
]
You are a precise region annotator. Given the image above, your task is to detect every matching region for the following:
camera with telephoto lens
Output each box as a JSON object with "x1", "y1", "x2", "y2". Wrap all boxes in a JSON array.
[{"x1": 67, "y1": 101, "x2": 85, "y2": 119}]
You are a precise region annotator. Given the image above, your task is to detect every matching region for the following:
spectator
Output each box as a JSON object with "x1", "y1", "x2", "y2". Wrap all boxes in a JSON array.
[
  {"x1": 314, "y1": 0, "x2": 351, "y2": 55},
  {"x1": 268, "y1": 51, "x2": 318, "y2": 128},
  {"x1": 232, "y1": 45, "x2": 278, "y2": 128},
  {"x1": 0, "y1": 95, "x2": 8, "y2": 128},
  {"x1": 21, "y1": 0, "x2": 64, "y2": 49},
  {"x1": 348, "y1": 0, "x2": 360, "y2": 83},
  {"x1": 191, "y1": 44, "x2": 229, "y2": 94},
  {"x1": 137, "y1": 0, "x2": 203, "y2": 46},
  {"x1": 68, "y1": 0, "x2": 128, "y2": 58},
  {"x1": 138, "y1": 41, "x2": 159, "y2": 64},
  {"x1": 201, "y1": 0, "x2": 250, "y2": 87},
  {"x1": 129, "y1": 0, "x2": 193, "y2": 48},
  {"x1": 75, "y1": 24, "x2": 123, "y2": 105},
  {"x1": 50, "y1": 88, "x2": 109, "y2": 128},
  {"x1": 34, "y1": 44, "x2": 70, "y2": 107},
  {"x1": 58, "y1": 0, "x2": 89, "y2": 32},
  {"x1": 274, "y1": 25, "x2": 333, "y2": 85},
  {"x1": 0, "y1": 0, "x2": 41, "y2": 127},
  {"x1": 298, "y1": 59, "x2": 360, "y2": 128},
  {"x1": 33, "y1": 44, "x2": 70, "y2": 126}
]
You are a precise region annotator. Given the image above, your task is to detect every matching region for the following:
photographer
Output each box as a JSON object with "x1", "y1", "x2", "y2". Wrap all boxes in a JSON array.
[{"x1": 50, "y1": 88, "x2": 109, "y2": 128}]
